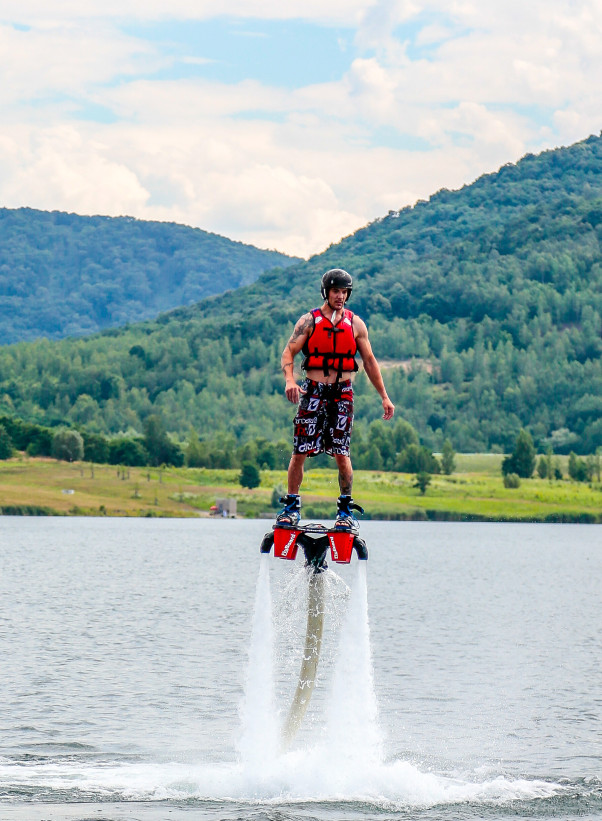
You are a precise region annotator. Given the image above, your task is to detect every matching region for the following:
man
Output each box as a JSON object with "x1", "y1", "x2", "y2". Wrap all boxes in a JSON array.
[{"x1": 278, "y1": 268, "x2": 395, "y2": 532}]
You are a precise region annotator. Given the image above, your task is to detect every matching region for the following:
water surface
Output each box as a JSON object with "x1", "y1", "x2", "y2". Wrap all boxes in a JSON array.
[{"x1": 0, "y1": 518, "x2": 600, "y2": 820}]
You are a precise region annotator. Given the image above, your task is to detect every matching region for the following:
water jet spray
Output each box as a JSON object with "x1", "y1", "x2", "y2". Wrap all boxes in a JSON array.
[{"x1": 260, "y1": 523, "x2": 368, "y2": 747}]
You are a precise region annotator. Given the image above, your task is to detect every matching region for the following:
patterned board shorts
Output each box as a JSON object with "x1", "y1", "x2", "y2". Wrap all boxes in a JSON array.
[{"x1": 293, "y1": 379, "x2": 354, "y2": 457}]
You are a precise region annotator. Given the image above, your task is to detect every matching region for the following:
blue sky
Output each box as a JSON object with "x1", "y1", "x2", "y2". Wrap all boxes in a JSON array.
[
  {"x1": 121, "y1": 19, "x2": 357, "y2": 87},
  {"x1": 0, "y1": 1, "x2": 600, "y2": 256}
]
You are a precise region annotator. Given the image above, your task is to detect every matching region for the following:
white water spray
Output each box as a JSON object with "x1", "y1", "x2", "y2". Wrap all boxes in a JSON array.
[
  {"x1": 325, "y1": 561, "x2": 381, "y2": 760},
  {"x1": 1, "y1": 549, "x2": 569, "y2": 812},
  {"x1": 237, "y1": 553, "x2": 278, "y2": 765},
  {"x1": 241, "y1": 551, "x2": 379, "y2": 758},
  {"x1": 280, "y1": 570, "x2": 325, "y2": 749},
  {"x1": 228, "y1": 551, "x2": 568, "y2": 809}
]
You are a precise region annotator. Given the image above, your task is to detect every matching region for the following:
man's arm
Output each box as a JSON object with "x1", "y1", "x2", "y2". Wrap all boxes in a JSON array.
[
  {"x1": 354, "y1": 317, "x2": 395, "y2": 420},
  {"x1": 281, "y1": 312, "x2": 313, "y2": 404}
]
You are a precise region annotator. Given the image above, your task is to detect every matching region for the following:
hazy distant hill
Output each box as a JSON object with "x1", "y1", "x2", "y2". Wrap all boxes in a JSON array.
[
  {"x1": 1, "y1": 135, "x2": 601, "y2": 455},
  {"x1": 0, "y1": 208, "x2": 298, "y2": 343}
]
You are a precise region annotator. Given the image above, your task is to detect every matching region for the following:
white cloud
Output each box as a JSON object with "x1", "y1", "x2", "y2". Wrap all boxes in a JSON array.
[
  {"x1": 0, "y1": 125, "x2": 150, "y2": 215},
  {"x1": 346, "y1": 58, "x2": 398, "y2": 120},
  {"x1": 0, "y1": 111, "x2": 531, "y2": 257},
  {"x1": 355, "y1": 0, "x2": 421, "y2": 52},
  {"x1": 0, "y1": 22, "x2": 157, "y2": 106},
  {"x1": 0, "y1": 0, "x2": 601, "y2": 256},
  {"x1": 2, "y1": 0, "x2": 379, "y2": 24},
  {"x1": 98, "y1": 78, "x2": 291, "y2": 122},
  {"x1": 414, "y1": 23, "x2": 456, "y2": 47}
]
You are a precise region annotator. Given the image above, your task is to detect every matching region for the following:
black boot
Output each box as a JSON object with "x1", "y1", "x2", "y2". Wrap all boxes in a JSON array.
[
  {"x1": 334, "y1": 495, "x2": 364, "y2": 534},
  {"x1": 276, "y1": 494, "x2": 301, "y2": 527}
]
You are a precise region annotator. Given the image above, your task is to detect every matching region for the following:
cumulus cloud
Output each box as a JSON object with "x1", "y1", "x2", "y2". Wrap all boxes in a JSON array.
[
  {"x1": 0, "y1": 0, "x2": 600, "y2": 256},
  {"x1": 355, "y1": 0, "x2": 420, "y2": 57},
  {"x1": 2, "y1": 0, "x2": 378, "y2": 24},
  {"x1": 0, "y1": 125, "x2": 150, "y2": 215},
  {"x1": 0, "y1": 22, "x2": 157, "y2": 106},
  {"x1": 0, "y1": 112, "x2": 527, "y2": 257}
]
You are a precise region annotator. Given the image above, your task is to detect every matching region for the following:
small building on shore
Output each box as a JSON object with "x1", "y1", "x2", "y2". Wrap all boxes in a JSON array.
[{"x1": 210, "y1": 498, "x2": 237, "y2": 518}]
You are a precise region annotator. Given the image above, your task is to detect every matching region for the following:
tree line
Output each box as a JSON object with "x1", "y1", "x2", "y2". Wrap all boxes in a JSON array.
[
  {"x1": 0, "y1": 135, "x2": 600, "y2": 454},
  {"x1": 2, "y1": 413, "x2": 599, "y2": 492},
  {"x1": 501, "y1": 428, "x2": 601, "y2": 485},
  {"x1": 0, "y1": 412, "x2": 447, "y2": 474}
]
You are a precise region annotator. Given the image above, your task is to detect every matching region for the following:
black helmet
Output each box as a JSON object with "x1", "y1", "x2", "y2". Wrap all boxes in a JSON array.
[{"x1": 321, "y1": 268, "x2": 353, "y2": 300}]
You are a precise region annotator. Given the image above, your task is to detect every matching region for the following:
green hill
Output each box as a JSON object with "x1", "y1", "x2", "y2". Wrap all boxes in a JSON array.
[
  {"x1": 0, "y1": 134, "x2": 601, "y2": 455},
  {"x1": 0, "y1": 208, "x2": 298, "y2": 343}
]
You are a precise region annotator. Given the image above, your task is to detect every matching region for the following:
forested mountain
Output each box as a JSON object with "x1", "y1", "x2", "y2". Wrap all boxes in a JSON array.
[
  {"x1": 1, "y1": 134, "x2": 601, "y2": 455},
  {"x1": 0, "y1": 208, "x2": 297, "y2": 343}
]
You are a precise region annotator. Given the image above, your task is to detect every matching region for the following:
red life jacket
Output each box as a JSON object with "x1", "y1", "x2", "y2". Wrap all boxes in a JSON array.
[{"x1": 302, "y1": 308, "x2": 358, "y2": 379}]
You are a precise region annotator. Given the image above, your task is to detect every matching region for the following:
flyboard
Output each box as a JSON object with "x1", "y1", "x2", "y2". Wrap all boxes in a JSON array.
[{"x1": 260, "y1": 522, "x2": 368, "y2": 748}]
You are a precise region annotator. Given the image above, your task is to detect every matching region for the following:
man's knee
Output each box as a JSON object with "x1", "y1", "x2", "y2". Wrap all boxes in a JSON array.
[
  {"x1": 334, "y1": 453, "x2": 352, "y2": 467},
  {"x1": 289, "y1": 453, "x2": 307, "y2": 468},
  {"x1": 334, "y1": 454, "x2": 353, "y2": 478},
  {"x1": 334, "y1": 454, "x2": 353, "y2": 494}
]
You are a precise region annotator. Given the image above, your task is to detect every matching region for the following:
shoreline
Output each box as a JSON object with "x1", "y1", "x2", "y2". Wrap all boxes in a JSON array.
[
  {"x1": 1, "y1": 507, "x2": 598, "y2": 523},
  {"x1": 1, "y1": 456, "x2": 600, "y2": 524}
]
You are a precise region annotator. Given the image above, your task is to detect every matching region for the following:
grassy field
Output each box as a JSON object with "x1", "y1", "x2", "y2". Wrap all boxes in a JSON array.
[{"x1": 0, "y1": 455, "x2": 600, "y2": 522}]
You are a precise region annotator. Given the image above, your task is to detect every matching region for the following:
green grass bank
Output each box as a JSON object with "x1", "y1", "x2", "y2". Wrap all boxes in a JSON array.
[{"x1": 0, "y1": 454, "x2": 600, "y2": 523}]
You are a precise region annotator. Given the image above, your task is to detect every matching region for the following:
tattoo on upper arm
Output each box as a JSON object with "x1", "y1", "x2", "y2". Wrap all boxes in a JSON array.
[{"x1": 289, "y1": 314, "x2": 313, "y2": 343}]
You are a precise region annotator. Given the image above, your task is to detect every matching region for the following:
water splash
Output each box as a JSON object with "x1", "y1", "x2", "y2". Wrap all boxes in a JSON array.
[
  {"x1": 0, "y1": 753, "x2": 571, "y2": 808},
  {"x1": 226, "y1": 558, "x2": 567, "y2": 809},
  {"x1": 0, "y1": 555, "x2": 573, "y2": 813},
  {"x1": 281, "y1": 570, "x2": 325, "y2": 750},
  {"x1": 324, "y1": 561, "x2": 381, "y2": 761},
  {"x1": 237, "y1": 554, "x2": 278, "y2": 766}
]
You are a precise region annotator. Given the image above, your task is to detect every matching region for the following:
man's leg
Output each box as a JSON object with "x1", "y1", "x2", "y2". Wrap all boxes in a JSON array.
[
  {"x1": 287, "y1": 453, "x2": 307, "y2": 494},
  {"x1": 333, "y1": 454, "x2": 361, "y2": 531},
  {"x1": 276, "y1": 453, "x2": 306, "y2": 525},
  {"x1": 334, "y1": 453, "x2": 353, "y2": 495}
]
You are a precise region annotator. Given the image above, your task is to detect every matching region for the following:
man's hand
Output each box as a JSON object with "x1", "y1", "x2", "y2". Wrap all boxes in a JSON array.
[
  {"x1": 382, "y1": 397, "x2": 395, "y2": 420},
  {"x1": 285, "y1": 382, "x2": 306, "y2": 404}
]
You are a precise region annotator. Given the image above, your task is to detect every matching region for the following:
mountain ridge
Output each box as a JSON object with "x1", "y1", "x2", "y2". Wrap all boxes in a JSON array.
[
  {"x1": 0, "y1": 134, "x2": 600, "y2": 455},
  {"x1": 0, "y1": 207, "x2": 299, "y2": 344}
]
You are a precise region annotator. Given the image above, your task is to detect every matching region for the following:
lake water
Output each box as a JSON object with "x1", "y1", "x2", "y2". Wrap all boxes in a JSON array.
[{"x1": 0, "y1": 517, "x2": 600, "y2": 821}]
